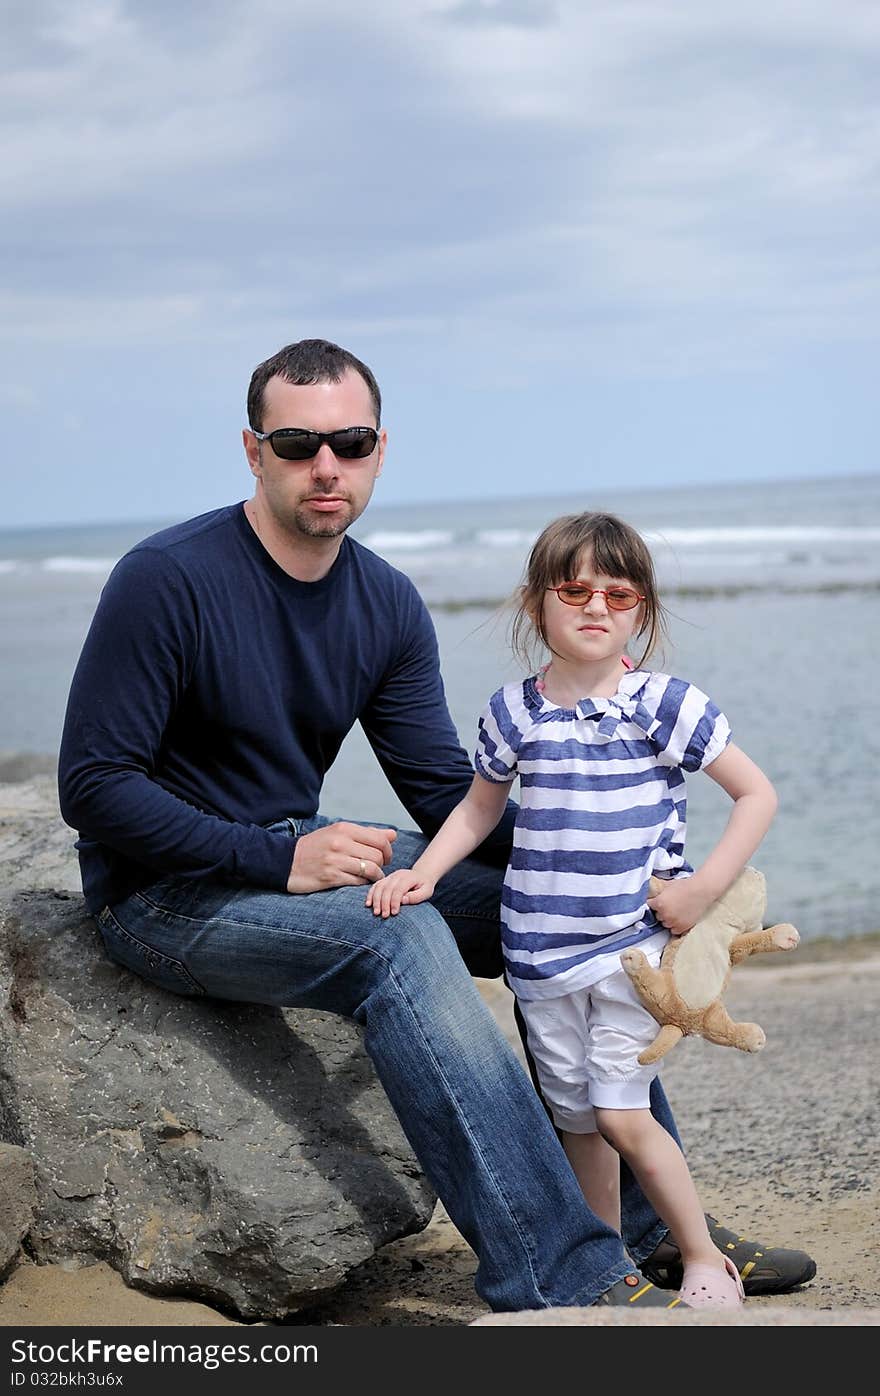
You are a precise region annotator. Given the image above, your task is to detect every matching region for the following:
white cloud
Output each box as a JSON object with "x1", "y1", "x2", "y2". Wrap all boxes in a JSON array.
[
  {"x1": 2, "y1": 0, "x2": 878, "y2": 376},
  {"x1": 0, "y1": 291, "x2": 209, "y2": 343}
]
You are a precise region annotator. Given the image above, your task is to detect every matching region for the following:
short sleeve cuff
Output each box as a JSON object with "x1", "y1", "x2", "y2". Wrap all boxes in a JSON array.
[
  {"x1": 700, "y1": 719, "x2": 732, "y2": 770},
  {"x1": 472, "y1": 753, "x2": 514, "y2": 787},
  {"x1": 472, "y1": 752, "x2": 515, "y2": 784}
]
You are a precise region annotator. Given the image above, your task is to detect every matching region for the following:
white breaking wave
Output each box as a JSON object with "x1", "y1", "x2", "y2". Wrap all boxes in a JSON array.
[
  {"x1": 475, "y1": 529, "x2": 537, "y2": 548},
  {"x1": 362, "y1": 524, "x2": 880, "y2": 555},
  {"x1": 41, "y1": 556, "x2": 116, "y2": 573},
  {"x1": 363, "y1": 530, "x2": 454, "y2": 550},
  {"x1": 0, "y1": 524, "x2": 876, "y2": 586}
]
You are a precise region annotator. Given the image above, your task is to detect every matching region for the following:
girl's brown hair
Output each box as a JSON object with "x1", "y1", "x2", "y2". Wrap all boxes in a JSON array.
[{"x1": 511, "y1": 511, "x2": 667, "y2": 671}]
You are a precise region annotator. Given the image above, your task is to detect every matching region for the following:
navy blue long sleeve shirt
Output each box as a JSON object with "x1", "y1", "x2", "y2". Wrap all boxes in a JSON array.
[{"x1": 59, "y1": 503, "x2": 514, "y2": 914}]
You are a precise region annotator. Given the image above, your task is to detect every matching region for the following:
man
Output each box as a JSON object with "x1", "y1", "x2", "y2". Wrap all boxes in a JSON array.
[{"x1": 58, "y1": 338, "x2": 815, "y2": 1312}]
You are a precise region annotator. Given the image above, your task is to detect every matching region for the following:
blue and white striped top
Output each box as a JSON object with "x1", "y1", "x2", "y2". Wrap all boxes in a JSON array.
[{"x1": 473, "y1": 669, "x2": 731, "y2": 1001}]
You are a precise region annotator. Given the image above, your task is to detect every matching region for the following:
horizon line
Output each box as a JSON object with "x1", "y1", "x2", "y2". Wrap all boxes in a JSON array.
[{"x1": 4, "y1": 466, "x2": 879, "y2": 536}]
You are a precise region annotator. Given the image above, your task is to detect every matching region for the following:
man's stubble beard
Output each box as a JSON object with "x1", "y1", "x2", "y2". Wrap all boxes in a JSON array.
[{"x1": 291, "y1": 502, "x2": 356, "y2": 539}]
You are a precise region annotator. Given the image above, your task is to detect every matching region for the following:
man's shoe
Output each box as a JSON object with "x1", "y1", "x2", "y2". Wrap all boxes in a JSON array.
[
  {"x1": 593, "y1": 1272, "x2": 681, "y2": 1308},
  {"x1": 640, "y1": 1214, "x2": 817, "y2": 1296}
]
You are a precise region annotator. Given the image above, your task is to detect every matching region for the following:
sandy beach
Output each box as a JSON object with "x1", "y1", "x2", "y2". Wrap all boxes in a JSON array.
[{"x1": 1, "y1": 933, "x2": 877, "y2": 1328}]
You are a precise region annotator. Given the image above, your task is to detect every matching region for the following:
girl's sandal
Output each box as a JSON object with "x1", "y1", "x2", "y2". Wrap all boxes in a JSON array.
[
  {"x1": 678, "y1": 1254, "x2": 745, "y2": 1309},
  {"x1": 641, "y1": 1214, "x2": 817, "y2": 1294}
]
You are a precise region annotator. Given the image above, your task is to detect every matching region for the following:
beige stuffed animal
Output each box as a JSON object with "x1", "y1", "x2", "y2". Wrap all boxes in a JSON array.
[{"x1": 620, "y1": 867, "x2": 800, "y2": 1065}]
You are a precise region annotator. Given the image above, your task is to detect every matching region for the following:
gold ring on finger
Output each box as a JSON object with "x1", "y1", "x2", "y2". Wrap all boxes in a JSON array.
[{"x1": 359, "y1": 859, "x2": 367, "y2": 877}]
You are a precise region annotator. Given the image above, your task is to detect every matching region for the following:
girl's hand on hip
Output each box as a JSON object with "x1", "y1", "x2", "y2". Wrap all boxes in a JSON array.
[
  {"x1": 366, "y1": 869, "x2": 436, "y2": 918},
  {"x1": 647, "y1": 876, "x2": 715, "y2": 937}
]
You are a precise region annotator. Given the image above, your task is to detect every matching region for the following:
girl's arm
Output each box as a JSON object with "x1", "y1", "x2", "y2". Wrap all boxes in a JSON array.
[
  {"x1": 647, "y1": 743, "x2": 778, "y2": 936},
  {"x1": 365, "y1": 773, "x2": 514, "y2": 918}
]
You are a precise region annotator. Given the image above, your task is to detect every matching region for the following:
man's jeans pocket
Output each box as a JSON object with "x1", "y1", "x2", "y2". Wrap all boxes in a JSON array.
[{"x1": 97, "y1": 905, "x2": 206, "y2": 997}]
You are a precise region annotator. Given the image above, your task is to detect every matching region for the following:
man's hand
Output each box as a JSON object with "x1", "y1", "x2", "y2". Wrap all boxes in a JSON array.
[
  {"x1": 365, "y1": 869, "x2": 436, "y2": 918},
  {"x1": 287, "y1": 822, "x2": 397, "y2": 894},
  {"x1": 646, "y1": 875, "x2": 717, "y2": 937}
]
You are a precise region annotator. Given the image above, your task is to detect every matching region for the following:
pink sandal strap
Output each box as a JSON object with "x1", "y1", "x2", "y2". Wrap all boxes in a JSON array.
[{"x1": 679, "y1": 1254, "x2": 745, "y2": 1308}]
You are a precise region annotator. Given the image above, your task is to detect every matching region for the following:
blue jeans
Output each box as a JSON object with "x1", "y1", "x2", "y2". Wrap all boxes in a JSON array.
[{"x1": 96, "y1": 817, "x2": 673, "y2": 1311}]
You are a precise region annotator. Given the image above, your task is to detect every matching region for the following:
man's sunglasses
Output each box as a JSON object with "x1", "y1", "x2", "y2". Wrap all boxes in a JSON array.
[
  {"x1": 549, "y1": 583, "x2": 645, "y2": 611},
  {"x1": 251, "y1": 427, "x2": 379, "y2": 461}
]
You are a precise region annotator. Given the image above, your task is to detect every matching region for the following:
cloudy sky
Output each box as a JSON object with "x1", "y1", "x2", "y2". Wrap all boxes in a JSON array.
[{"x1": 4, "y1": 0, "x2": 879, "y2": 527}]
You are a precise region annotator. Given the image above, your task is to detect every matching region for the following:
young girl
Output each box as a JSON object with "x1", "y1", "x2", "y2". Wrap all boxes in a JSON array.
[{"x1": 366, "y1": 510, "x2": 778, "y2": 1309}]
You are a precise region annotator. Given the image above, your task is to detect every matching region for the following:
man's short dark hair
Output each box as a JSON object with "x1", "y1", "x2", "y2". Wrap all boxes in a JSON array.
[{"x1": 247, "y1": 339, "x2": 382, "y2": 430}]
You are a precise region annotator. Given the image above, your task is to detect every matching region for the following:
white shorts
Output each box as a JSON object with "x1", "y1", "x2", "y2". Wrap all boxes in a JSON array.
[{"x1": 518, "y1": 953, "x2": 664, "y2": 1134}]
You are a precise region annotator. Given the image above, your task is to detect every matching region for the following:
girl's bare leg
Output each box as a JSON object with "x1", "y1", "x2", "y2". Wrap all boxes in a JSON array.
[
  {"x1": 562, "y1": 1129, "x2": 622, "y2": 1233},
  {"x1": 593, "y1": 1107, "x2": 722, "y2": 1268}
]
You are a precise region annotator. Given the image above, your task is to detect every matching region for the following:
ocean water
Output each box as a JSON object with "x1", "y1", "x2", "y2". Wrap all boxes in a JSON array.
[{"x1": 2, "y1": 473, "x2": 878, "y2": 942}]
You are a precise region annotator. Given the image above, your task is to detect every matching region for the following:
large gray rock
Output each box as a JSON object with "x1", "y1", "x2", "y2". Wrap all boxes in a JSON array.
[
  {"x1": 0, "y1": 1143, "x2": 37, "y2": 1278},
  {"x1": 0, "y1": 776, "x2": 81, "y2": 898},
  {"x1": 0, "y1": 782, "x2": 435, "y2": 1319}
]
